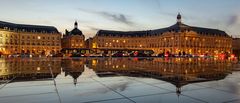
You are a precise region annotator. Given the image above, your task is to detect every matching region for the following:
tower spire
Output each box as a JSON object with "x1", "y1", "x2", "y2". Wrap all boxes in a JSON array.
[
  {"x1": 177, "y1": 13, "x2": 182, "y2": 23},
  {"x1": 74, "y1": 21, "x2": 78, "y2": 28}
]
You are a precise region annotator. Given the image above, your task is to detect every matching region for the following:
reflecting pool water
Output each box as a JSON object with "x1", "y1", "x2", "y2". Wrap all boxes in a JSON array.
[{"x1": 0, "y1": 57, "x2": 239, "y2": 103}]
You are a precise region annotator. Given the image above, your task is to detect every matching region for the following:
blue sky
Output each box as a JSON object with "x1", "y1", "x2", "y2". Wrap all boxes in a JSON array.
[{"x1": 0, "y1": 0, "x2": 240, "y2": 38}]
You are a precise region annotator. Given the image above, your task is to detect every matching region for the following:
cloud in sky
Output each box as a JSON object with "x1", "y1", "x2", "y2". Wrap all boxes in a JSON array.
[
  {"x1": 88, "y1": 26, "x2": 100, "y2": 31},
  {"x1": 77, "y1": 8, "x2": 134, "y2": 26},
  {"x1": 228, "y1": 14, "x2": 240, "y2": 26},
  {"x1": 102, "y1": 12, "x2": 133, "y2": 25},
  {"x1": 1, "y1": 0, "x2": 240, "y2": 36}
]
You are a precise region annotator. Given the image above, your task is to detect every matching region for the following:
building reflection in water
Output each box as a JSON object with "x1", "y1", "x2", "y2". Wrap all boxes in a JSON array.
[
  {"x1": 0, "y1": 57, "x2": 237, "y2": 95},
  {"x1": 88, "y1": 58, "x2": 235, "y2": 95},
  {"x1": 61, "y1": 58, "x2": 86, "y2": 85},
  {"x1": 0, "y1": 58, "x2": 61, "y2": 82}
]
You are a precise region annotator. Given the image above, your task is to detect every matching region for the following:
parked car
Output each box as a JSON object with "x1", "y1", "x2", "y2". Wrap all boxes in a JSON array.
[{"x1": 112, "y1": 52, "x2": 123, "y2": 57}]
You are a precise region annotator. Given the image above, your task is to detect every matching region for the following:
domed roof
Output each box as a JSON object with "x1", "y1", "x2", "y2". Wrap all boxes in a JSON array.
[
  {"x1": 70, "y1": 28, "x2": 83, "y2": 35},
  {"x1": 69, "y1": 21, "x2": 83, "y2": 35}
]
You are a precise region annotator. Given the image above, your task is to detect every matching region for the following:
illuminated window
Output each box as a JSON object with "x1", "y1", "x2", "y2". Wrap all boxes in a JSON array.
[
  {"x1": 37, "y1": 36, "x2": 41, "y2": 39},
  {"x1": 92, "y1": 43, "x2": 97, "y2": 48},
  {"x1": 37, "y1": 67, "x2": 41, "y2": 71}
]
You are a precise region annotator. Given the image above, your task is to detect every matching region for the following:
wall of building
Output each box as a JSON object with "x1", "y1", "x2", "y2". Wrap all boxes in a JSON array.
[
  {"x1": 92, "y1": 31, "x2": 232, "y2": 55},
  {"x1": 233, "y1": 38, "x2": 240, "y2": 58},
  {"x1": 0, "y1": 29, "x2": 61, "y2": 56},
  {"x1": 61, "y1": 35, "x2": 85, "y2": 49}
]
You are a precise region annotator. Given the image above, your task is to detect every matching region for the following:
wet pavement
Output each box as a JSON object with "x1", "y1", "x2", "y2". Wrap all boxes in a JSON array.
[{"x1": 0, "y1": 57, "x2": 239, "y2": 103}]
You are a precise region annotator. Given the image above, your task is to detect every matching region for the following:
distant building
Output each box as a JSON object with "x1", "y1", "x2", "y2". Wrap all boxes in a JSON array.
[
  {"x1": 232, "y1": 38, "x2": 240, "y2": 58},
  {"x1": 85, "y1": 37, "x2": 93, "y2": 49},
  {"x1": 61, "y1": 21, "x2": 86, "y2": 54},
  {"x1": 0, "y1": 21, "x2": 61, "y2": 56},
  {"x1": 62, "y1": 21, "x2": 85, "y2": 48},
  {"x1": 92, "y1": 13, "x2": 232, "y2": 56}
]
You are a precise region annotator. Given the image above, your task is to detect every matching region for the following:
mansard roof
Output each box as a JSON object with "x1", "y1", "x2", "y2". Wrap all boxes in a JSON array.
[
  {"x1": 97, "y1": 22, "x2": 229, "y2": 37},
  {"x1": 0, "y1": 21, "x2": 59, "y2": 33},
  {"x1": 96, "y1": 30, "x2": 149, "y2": 37},
  {"x1": 151, "y1": 22, "x2": 229, "y2": 37},
  {"x1": 69, "y1": 28, "x2": 83, "y2": 35}
]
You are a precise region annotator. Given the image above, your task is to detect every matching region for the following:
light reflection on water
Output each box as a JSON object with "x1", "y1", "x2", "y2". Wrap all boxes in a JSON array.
[
  {"x1": 0, "y1": 57, "x2": 240, "y2": 103},
  {"x1": 0, "y1": 58, "x2": 237, "y2": 86}
]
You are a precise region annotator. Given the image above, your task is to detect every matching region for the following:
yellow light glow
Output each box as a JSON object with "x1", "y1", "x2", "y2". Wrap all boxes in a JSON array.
[
  {"x1": 92, "y1": 43, "x2": 97, "y2": 48},
  {"x1": 189, "y1": 49, "x2": 192, "y2": 54},
  {"x1": 37, "y1": 67, "x2": 40, "y2": 71},
  {"x1": 92, "y1": 59, "x2": 97, "y2": 66},
  {"x1": 189, "y1": 58, "x2": 192, "y2": 62}
]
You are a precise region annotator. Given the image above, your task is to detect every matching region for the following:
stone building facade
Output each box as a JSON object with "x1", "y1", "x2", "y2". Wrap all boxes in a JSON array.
[
  {"x1": 233, "y1": 38, "x2": 240, "y2": 58},
  {"x1": 0, "y1": 21, "x2": 61, "y2": 56},
  {"x1": 61, "y1": 21, "x2": 85, "y2": 49},
  {"x1": 92, "y1": 14, "x2": 232, "y2": 56}
]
